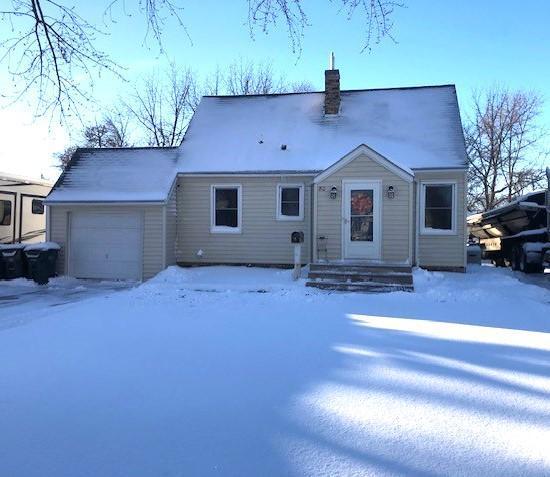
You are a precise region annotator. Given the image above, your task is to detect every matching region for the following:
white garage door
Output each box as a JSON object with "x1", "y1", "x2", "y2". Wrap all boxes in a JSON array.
[{"x1": 69, "y1": 211, "x2": 142, "y2": 280}]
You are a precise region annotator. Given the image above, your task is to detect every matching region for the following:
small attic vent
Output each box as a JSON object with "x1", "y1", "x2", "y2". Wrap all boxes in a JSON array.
[{"x1": 281, "y1": 144, "x2": 287, "y2": 150}]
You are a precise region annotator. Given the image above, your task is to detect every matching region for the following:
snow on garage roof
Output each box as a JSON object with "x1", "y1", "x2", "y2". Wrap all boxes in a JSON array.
[
  {"x1": 46, "y1": 148, "x2": 179, "y2": 204},
  {"x1": 178, "y1": 85, "x2": 467, "y2": 173}
]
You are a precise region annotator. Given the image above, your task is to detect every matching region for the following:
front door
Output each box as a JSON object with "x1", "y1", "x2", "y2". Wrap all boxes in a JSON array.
[{"x1": 343, "y1": 181, "x2": 381, "y2": 260}]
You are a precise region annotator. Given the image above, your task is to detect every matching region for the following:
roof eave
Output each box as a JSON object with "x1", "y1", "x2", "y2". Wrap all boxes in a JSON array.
[{"x1": 45, "y1": 199, "x2": 168, "y2": 206}]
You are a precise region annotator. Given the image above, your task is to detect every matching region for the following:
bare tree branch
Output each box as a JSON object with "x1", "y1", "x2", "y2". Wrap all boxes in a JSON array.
[
  {"x1": 1, "y1": 1, "x2": 404, "y2": 120},
  {"x1": 125, "y1": 64, "x2": 196, "y2": 146},
  {"x1": 465, "y1": 87, "x2": 547, "y2": 212}
]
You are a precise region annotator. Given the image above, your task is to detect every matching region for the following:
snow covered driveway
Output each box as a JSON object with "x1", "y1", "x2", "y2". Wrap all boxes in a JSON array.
[
  {"x1": 1, "y1": 266, "x2": 549, "y2": 476},
  {"x1": 0, "y1": 277, "x2": 134, "y2": 329}
]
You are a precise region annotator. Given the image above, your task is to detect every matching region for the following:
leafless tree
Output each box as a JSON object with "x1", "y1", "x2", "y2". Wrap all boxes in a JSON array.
[
  {"x1": 288, "y1": 80, "x2": 315, "y2": 93},
  {"x1": 247, "y1": 0, "x2": 403, "y2": 54},
  {"x1": 125, "y1": 65, "x2": 196, "y2": 146},
  {"x1": 465, "y1": 88, "x2": 547, "y2": 212},
  {"x1": 199, "y1": 61, "x2": 314, "y2": 98},
  {"x1": 202, "y1": 67, "x2": 224, "y2": 96},
  {"x1": 0, "y1": 0, "x2": 184, "y2": 120},
  {"x1": 1, "y1": 1, "x2": 403, "y2": 119},
  {"x1": 225, "y1": 60, "x2": 285, "y2": 95},
  {"x1": 84, "y1": 113, "x2": 131, "y2": 148},
  {"x1": 55, "y1": 145, "x2": 78, "y2": 169}
]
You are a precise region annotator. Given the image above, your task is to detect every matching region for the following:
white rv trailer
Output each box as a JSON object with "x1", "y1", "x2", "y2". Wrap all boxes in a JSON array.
[{"x1": 0, "y1": 172, "x2": 53, "y2": 244}]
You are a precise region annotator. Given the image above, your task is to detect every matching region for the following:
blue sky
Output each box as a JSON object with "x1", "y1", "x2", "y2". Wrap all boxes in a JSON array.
[{"x1": 1, "y1": 0, "x2": 548, "y2": 179}]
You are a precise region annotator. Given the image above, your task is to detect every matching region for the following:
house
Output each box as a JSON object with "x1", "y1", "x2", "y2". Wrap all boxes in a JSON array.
[
  {"x1": 45, "y1": 67, "x2": 468, "y2": 282},
  {"x1": 1, "y1": 172, "x2": 53, "y2": 244}
]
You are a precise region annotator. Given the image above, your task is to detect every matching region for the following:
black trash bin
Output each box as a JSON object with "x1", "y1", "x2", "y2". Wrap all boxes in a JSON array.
[
  {"x1": 0, "y1": 244, "x2": 26, "y2": 280},
  {"x1": 24, "y1": 242, "x2": 60, "y2": 285}
]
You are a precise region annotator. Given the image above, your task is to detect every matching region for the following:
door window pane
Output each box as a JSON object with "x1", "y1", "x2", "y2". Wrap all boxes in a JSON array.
[
  {"x1": 350, "y1": 189, "x2": 374, "y2": 242},
  {"x1": 424, "y1": 184, "x2": 453, "y2": 230},
  {"x1": 350, "y1": 190, "x2": 373, "y2": 215},
  {"x1": 0, "y1": 200, "x2": 11, "y2": 225},
  {"x1": 351, "y1": 216, "x2": 373, "y2": 241}
]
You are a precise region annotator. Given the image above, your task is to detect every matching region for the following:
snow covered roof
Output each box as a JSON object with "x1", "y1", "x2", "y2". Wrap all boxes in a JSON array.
[
  {"x1": 178, "y1": 85, "x2": 467, "y2": 173},
  {"x1": 46, "y1": 148, "x2": 179, "y2": 204},
  {"x1": 0, "y1": 172, "x2": 53, "y2": 187}
]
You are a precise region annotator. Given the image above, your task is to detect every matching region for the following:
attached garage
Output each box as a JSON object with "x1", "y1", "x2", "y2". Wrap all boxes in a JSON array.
[
  {"x1": 69, "y1": 210, "x2": 142, "y2": 280},
  {"x1": 45, "y1": 148, "x2": 179, "y2": 281}
]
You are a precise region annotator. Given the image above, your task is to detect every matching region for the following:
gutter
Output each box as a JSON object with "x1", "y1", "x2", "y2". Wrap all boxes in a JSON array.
[{"x1": 44, "y1": 200, "x2": 168, "y2": 206}]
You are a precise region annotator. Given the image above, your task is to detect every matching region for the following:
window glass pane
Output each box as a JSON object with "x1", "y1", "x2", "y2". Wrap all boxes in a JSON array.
[
  {"x1": 215, "y1": 210, "x2": 238, "y2": 227},
  {"x1": 214, "y1": 187, "x2": 239, "y2": 228},
  {"x1": 32, "y1": 199, "x2": 44, "y2": 215},
  {"x1": 351, "y1": 216, "x2": 373, "y2": 241},
  {"x1": 216, "y1": 188, "x2": 237, "y2": 209},
  {"x1": 425, "y1": 208, "x2": 452, "y2": 230},
  {"x1": 425, "y1": 185, "x2": 452, "y2": 208},
  {"x1": 281, "y1": 202, "x2": 299, "y2": 216},
  {"x1": 279, "y1": 187, "x2": 300, "y2": 217},
  {"x1": 350, "y1": 190, "x2": 373, "y2": 215},
  {"x1": 281, "y1": 187, "x2": 299, "y2": 202},
  {"x1": 0, "y1": 200, "x2": 12, "y2": 226}
]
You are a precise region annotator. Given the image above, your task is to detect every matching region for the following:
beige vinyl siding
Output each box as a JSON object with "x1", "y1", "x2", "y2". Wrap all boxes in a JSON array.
[
  {"x1": 165, "y1": 184, "x2": 178, "y2": 267},
  {"x1": 48, "y1": 205, "x2": 165, "y2": 280},
  {"x1": 48, "y1": 206, "x2": 69, "y2": 275},
  {"x1": 142, "y1": 207, "x2": 164, "y2": 279},
  {"x1": 416, "y1": 170, "x2": 467, "y2": 270},
  {"x1": 315, "y1": 153, "x2": 411, "y2": 263},
  {"x1": 176, "y1": 175, "x2": 313, "y2": 265}
]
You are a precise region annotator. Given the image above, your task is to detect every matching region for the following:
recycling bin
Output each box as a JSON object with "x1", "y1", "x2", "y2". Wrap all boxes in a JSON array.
[
  {"x1": 0, "y1": 243, "x2": 26, "y2": 279},
  {"x1": 24, "y1": 242, "x2": 60, "y2": 285}
]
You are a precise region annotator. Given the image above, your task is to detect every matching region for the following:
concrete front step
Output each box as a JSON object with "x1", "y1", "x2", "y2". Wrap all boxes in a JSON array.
[
  {"x1": 310, "y1": 263, "x2": 412, "y2": 274},
  {"x1": 308, "y1": 271, "x2": 413, "y2": 285},
  {"x1": 307, "y1": 262, "x2": 414, "y2": 293},
  {"x1": 306, "y1": 280, "x2": 414, "y2": 293}
]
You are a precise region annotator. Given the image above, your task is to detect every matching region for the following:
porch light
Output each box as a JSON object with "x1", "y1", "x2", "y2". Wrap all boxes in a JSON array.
[
  {"x1": 386, "y1": 185, "x2": 396, "y2": 199},
  {"x1": 330, "y1": 186, "x2": 338, "y2": 200}
]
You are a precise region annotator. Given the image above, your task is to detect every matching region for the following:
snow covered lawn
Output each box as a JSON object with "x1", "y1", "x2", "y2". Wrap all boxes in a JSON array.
[{"x1": 1, "y1": 265, "x2": 549, "y2": 476}]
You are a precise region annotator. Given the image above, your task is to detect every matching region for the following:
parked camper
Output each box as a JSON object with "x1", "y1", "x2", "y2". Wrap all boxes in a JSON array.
[
  {"x1": 0, "y1": 172, "x2": 53, "y2": 244},
  {"x1": 468, "y1": 168, "x2": 550, "y2": 273}
]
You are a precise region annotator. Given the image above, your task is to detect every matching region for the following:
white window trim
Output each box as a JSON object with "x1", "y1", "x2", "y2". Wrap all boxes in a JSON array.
[
  {"x1": 210, "y1": 184, "x2": 242, "y2": 234},
  {"x1": 276, "y1": 183, "x2": 304, "y2": 221},
  {"x1": 420, "y1": 180, "x2": 457, "y2": 236}
]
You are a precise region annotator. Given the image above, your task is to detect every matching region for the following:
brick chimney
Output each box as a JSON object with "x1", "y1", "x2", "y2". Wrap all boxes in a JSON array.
[{"x1": 324, "y1": 52, "x2": 340, "y2": 115}]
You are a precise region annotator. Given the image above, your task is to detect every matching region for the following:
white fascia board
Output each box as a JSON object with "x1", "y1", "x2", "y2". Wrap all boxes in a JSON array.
[
  {"x1": 44, "y1": 200, "x2": 167, "y2": 206},
  {"x1": 178, "y1": 172, "x2": 319, "y2": 178}
]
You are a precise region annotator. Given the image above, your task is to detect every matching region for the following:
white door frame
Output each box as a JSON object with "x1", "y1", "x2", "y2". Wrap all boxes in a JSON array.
[{"x1": 341, "y1": 179, "x2": 382, "y2": 260}]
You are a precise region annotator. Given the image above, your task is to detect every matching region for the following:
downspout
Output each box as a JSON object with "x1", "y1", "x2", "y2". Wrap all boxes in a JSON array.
[
  {"x1": 312, "y1": 181, "x2": 318, "y2": 263},
  {"x1": 162, "y1": 204, "x2": 167, "y2": 270},
  {"x1": 408, "y1": 177, "x2": 414, "y2": 266},
  {"x1": 415, "y1": 179, "x2": 420, "y2": 267},
  {"x1": 45, "y1": 205, "x2": 51, "y2": 242}
]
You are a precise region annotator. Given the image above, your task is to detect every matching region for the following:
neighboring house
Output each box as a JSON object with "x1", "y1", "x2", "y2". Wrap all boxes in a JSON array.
[
  {"x1": 1, "y1": 173, "x2": 52, "y2": 244},
  {"x1": 45, "y1": 67, "x2": 468, "y2": 281}
]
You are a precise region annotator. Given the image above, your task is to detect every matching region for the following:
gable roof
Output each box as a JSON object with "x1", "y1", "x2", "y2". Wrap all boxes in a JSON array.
[
  {"x1": 314, "y1": 144, "x2": 414, "y2": 183},
  {"x1": 46, "y1": 148, "x2": 179, "y2": 204},
  {"x1": 177, "y1": 85, "x2": 467, "y2": 174}
]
